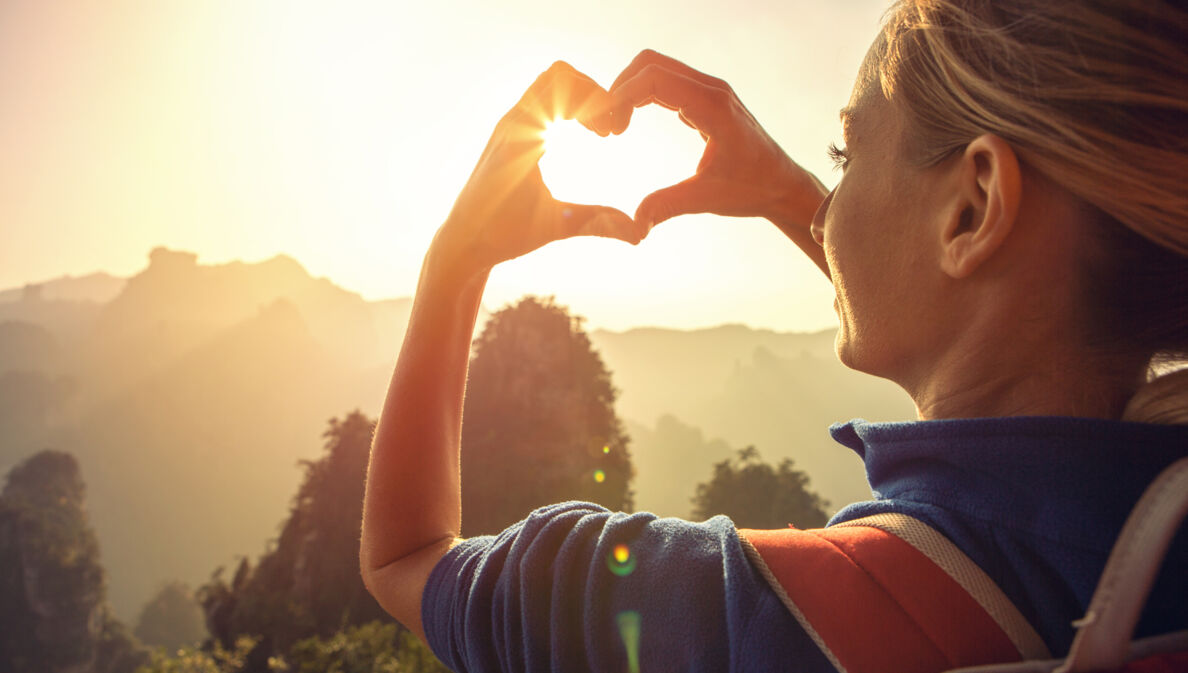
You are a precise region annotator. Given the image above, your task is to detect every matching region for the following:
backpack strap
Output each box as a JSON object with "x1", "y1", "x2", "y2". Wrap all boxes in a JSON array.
[
  {"x1": 943, "y1": 456, "x2": 1188, "y2": 673},
  {"x1": 1055, "y1": 456, "x2": 1188, "y2": 673},
  {"x1": 739, "y1": 514, "x2": 1050, "y2": 673}
]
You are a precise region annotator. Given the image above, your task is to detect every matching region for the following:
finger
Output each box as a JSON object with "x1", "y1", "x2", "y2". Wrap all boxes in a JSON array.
[
  {"x1": 609, "y1": 64, "x2": 727, "y2": 137},
  {"x1": 677, "y1": 110, "x2": 709, "y2": 141},
  {"x1": 634, "y1": 176, "x2": 712, "y2": 228},
  {"x1": 516, "y1": 61, "x2": 613, "y2": 136},
  {"x1": 610, "y1": 49, "x2": 729, "y2": 96},
  {"x1": 602, "y1": 49, "x2": 730, "y2": 133},
  {"x1": 555, "y1": 202, "x2": 648, "y2": 245},
  {"x1": 599, "y1": 91, "x2": 703, "y2": 135},
  {"x1": 564, "y1": 67, "x2": 618, "y2": 137}
]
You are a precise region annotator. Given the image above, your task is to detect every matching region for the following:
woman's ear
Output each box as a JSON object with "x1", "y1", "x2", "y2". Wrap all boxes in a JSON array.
[{"x1": 939, "y1": 134, "x2": 1022, "y2": 278}]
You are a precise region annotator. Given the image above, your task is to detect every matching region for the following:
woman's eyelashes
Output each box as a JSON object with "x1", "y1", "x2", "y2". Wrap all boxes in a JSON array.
[{"x1": 827, "y1": 142, "x2": 850, "y2": 171}]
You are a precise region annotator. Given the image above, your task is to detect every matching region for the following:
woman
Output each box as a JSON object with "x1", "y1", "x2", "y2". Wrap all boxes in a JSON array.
[{"x1": 360, "y1": 1, "x2": 1188, "y2": 670}]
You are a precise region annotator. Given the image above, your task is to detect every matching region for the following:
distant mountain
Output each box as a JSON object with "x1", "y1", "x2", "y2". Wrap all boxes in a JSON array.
[
  {"x1": 0, "y1": 271, "x2": 126, "y2": 304},
  {"x1": 694, "y1": 346, "x2": 912, "y2": 510},
  {"x1": 0, "y1": 272, "x2": 127, "y2": 357},
  {"x1": 0, "y1": 298, "x2": 106, "y2": 353},
  {"x1": 625, "y1": 414, "x2": 733, "y2": 518},
  {"x1": 0, "y1": 320, "x2": 62, "y2": 375},
  {"x1": 590, "y1": 325, "x2": 837, "y2": 425},
  {"x1": 91, "y1": 248, "x2": 379, "y2": 374},
  {"x1": 591, "y1": 327, "x2": 915, "y2": 514},
  {"x1": 63, "y1": 299, "x2": 360, "y2": 622},
  {"x1": 0, "y1": 322, "x2": 73, "y2": 466}
]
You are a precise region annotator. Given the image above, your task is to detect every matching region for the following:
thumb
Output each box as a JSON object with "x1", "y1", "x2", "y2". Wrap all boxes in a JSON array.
[
  {"x1": 634, "y1": 175, "x2": 708, "y2": 228},
  {"x1": 557, "y1": 202, "x2": 648, "y2": 245}
]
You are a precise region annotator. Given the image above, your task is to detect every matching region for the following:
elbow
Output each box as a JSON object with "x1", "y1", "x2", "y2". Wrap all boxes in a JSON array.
[
  {"x1": 359, "y1": 537, "x2": 389, "y2": 600},
  {"x1": 359, "y1": 544, "x2": 375, "y2": 597},
  {"x1": 357, "y1": 535, "x2": 461, "y2": 641},
  {"x1": 358, "y1": 535, "x2": 385, "y2": 598},
  {"x1": 358, "y1": 535, "x2": 449, "y2": 583}
]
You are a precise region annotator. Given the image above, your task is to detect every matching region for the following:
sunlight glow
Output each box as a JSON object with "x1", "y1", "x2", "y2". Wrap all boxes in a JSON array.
[
  {"x1": 2, "y1": 0, "x2": 879, "y2": 332},
  {"x1": 539, "y1": 106, "x2": 704, "y2": 218}
]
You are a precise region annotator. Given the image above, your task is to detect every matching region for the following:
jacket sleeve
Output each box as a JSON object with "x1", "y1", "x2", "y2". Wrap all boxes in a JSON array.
[{"x1": 420, "y1": 501, "x2": 837, "y2": 672}]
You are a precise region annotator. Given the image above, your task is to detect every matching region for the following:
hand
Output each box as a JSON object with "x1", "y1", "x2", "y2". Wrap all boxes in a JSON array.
[
  {"x1": 602, "y1": 50, "x2": 828, "y2": 264},
  {"x1": 434, "y1": 61, "x2": 648, "y2": 276}
]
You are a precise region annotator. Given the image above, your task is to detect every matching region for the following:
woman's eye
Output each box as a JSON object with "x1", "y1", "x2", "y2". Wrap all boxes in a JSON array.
[{"x1": 827, "y1": 142, "x2": 849, "y2": 171}]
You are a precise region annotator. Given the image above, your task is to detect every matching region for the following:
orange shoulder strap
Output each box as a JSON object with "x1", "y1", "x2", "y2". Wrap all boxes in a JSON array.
[{"x1": 738, "y1": 513, "x2": 1051, "y2": 673}]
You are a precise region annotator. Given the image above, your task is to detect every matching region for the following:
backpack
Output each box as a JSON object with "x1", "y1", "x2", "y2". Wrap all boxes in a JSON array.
[{"x1": 738, "y1": 457, "x2": 1188, "y2": 673}]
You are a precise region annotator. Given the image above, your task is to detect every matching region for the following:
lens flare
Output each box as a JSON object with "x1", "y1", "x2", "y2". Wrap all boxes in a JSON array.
[
  {"x1": 602, "y1": 445, "x2": 611, "y2": 454},
  {"x1": 607, "y1": 543, "x2": 637, "y2": 576},
  {"x1": 594, "y1": 469, "x2": 606, "y2": 483},
  {"x1": 614, "y1": 544, "x2": 630, "y2": 563},
  {"x1": 617, "y1": 611, "x2": 642, "y2": 673}
]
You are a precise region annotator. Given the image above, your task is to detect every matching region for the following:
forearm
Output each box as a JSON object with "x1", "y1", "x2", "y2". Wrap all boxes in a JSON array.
[{"x1": 361, "y1": 236, "x2": 487, "y2": 575}]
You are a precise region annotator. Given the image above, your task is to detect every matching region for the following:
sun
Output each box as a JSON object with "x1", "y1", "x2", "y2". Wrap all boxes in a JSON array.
[
  {"x1": 540, "y1": 118, "x2": 584, "y2": 158},
  {"x1": 537, "y1": 107, "x2": 705, "y2": 218},
  {"x1": 539, "y1": 118, "x2": 613, "y2": 203}
]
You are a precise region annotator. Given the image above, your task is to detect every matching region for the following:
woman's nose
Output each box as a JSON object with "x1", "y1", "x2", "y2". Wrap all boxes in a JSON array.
[{"x1": 810, "y1": 190, "x2": 834, "y2": 247}]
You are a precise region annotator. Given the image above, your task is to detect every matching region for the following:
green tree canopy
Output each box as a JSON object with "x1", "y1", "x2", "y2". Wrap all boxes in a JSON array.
[
  {"x1": 460, "y1": 296, "x2": 634, "y2": 536},
  {"x1": 198, "y1": 412, "x2": 390, "y2": 664},
  {"x1": 691, "y1": 446, "x2": 829, "y2": 529},
  {"x1": 0, "y1": 450, "x2": 147, "y2": 673},
  {"x1": 137, "y1": 624, "x2": 450, "y2": 673},
  {"x1": 280, "y1": 622, "x2": 450, "y2": 673}
]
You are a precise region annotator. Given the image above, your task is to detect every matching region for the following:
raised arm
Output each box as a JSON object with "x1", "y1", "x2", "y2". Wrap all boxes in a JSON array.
[
  {"x1": 361, "y1": 52, "x2": 835, "y2": 644},
  {"x1": 605, "y1": 50, "x2": 831, "y2": 276},
  {"x1": 359, "y1": 61, "x2": 645, "y2": 641}
]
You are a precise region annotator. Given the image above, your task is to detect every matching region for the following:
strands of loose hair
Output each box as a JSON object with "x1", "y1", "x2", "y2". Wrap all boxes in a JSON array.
[
  {"x1": 879, "y1": 0, "x2": 1188, "y2": 422},
  {"x1": 879, "y1": 0, "x2": 1188, "y2": 256}
]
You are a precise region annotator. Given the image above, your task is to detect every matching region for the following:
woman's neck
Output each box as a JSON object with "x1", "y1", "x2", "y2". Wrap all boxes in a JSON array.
[{"x1": 905, "y1": 319, "x2": 1142, "y2": 421}]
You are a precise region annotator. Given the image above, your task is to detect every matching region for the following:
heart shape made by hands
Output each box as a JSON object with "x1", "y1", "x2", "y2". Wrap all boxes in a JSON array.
[{"x1": 538, "y1": 106, "x2": 705, "y2": 220}]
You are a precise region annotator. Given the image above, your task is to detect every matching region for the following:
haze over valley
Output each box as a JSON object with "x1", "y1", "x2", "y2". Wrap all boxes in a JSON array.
[{"x1": 0, "y1": 248, "x2": 913, "y2": 621}]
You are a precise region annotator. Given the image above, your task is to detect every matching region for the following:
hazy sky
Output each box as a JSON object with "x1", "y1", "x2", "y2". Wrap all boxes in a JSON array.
[{"x1": 0, "y1": 0, "x2": 889, "y2": 331}]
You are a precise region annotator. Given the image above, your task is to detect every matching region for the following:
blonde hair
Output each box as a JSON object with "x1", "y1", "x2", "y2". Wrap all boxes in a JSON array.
[{"x1": 876, "y1": 0, "x2": 1188, "y2": 423}]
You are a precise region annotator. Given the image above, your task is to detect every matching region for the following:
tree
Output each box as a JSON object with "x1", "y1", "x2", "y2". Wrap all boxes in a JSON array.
[
  {"x1": 134, "y1": 636, "x2": 257, "y2": 673},
  {"x1": 198, "y1": 412, "x2": 391, "y2": 665},
  {"x1": 691, "y1": 446, "x2": 829, "y2": 529},
  {"x1": 278, "y1": 622, "x2": 451, "y2": 673},
  {"x1": 135, "y1": 581, "x2": 207, "y2": 651},
  {"x1": 140, "y1": 623, "x2": 451, "y2": 673},
  {"x1": 0, "y1": 450, "x2": 148, "y2": 673},
  {"x1": 460, "y1": 296, "x2": 634, "y2": 536}
]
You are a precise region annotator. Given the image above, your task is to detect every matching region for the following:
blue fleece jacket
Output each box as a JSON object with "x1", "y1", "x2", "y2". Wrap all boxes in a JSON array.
[{"x1": 422, "y1": 417, "x2": 1188, "y2": 672}]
